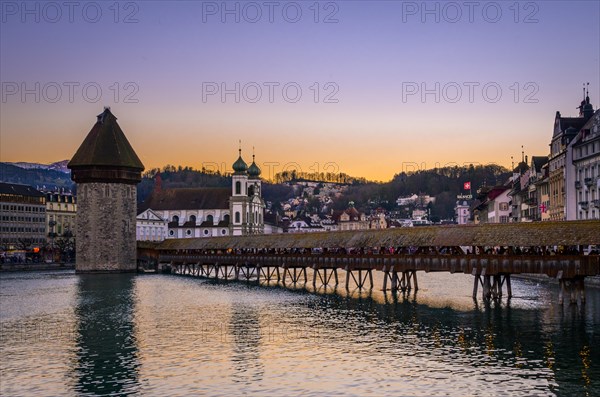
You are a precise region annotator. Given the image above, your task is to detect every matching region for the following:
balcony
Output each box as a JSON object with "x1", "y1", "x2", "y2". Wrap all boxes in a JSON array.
[
  {"x1": 579, "y1": 201, "x2": 589, "y2": 210},
  {"x1": 584, "y1": 177, "x2": 593, "y2": 187},
  {"x1": 523, "y1": 197, "x2": 537, "y2": 206},
  {"x1": 592, "y1": 200, "x2": 600, "y2": 208},
  {"x1": 575, "y1": 180, "x2": 582, "y2": 189}
]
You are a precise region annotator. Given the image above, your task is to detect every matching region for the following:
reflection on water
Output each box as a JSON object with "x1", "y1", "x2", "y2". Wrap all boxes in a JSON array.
[
  {"x1": 229, "y1": 304, "x2": 265, "y2": 385},
  {"x1": 1, "y1": 271, "x2": 599, "y2": 396},
  {"x1": 73, "y1": 274, "x2": 139, "y2": 395}
]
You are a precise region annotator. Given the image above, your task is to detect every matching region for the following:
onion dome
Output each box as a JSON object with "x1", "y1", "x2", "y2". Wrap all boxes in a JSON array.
[
  {"x1": 248, "y1": 155, "x2": 261, "y2": 179},
  {"x1": 232, "y1": 149, "x2": 248, "y2": 174}
]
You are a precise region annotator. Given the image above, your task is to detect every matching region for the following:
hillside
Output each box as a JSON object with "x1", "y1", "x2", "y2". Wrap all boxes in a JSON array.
[
  {"x1": 0, "y1": 163, "x2": 75, "y2": 191},
  {"x1": 335, "y1": 164, "x2": 511, "y2": 218},
  {"x1": 0, "y1": 161, "x2": 511, "y2": 219}
]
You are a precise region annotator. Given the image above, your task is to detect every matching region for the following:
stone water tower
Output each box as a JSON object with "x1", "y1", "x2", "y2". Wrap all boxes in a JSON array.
[{"x1": 68, "y1": 108, "x2": 144, "y2": 273}]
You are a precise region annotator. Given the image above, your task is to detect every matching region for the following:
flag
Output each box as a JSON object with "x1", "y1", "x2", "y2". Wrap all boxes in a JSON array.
[
  {"x1": 539, "y1": 203, "x2": 547, "y2": 213},
  {"x1": 463, "y1": 182, "x2": 471, "y2": 190}
]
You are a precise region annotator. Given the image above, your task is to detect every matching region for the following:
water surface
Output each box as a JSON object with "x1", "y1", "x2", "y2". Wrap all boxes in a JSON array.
[{"x1": 1, "y1": 270, "x2": 598, "y2": 396}]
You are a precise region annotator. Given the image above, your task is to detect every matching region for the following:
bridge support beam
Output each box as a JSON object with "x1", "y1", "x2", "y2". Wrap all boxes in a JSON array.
[
  {"x1": 383, "y1": 266, "x2": 417, "y2": 292},
  {"x1": 345, "y1": 267, "x2": 373, "y2": 290},
  {"x1": 558, "y1": 276, "x2": 586, "y2": 305},
  {"x1": 259, "y1": 266, "x2": 280, "y2": 283},
  {"x1": 399, "y1": 270, "x2": 417, "y2": 292},
  {"x1": 472, "y1": 269, "x2": 512, "y2": 301},
  {"x1": 312, "y1": 266, "x2": 338, "y2": 288},
  {"x1": 203, "y1": 263, "x2": 217, "y2": 279},
  {"x1": 238, "y1": 263, "x2": 257, "y2": 281},
  {"x1": 218, "y1": 264, "x2": 236, "y2": 280},
  {"x1": 283, "y1": 266, "x2": 307, "y2": 285}
]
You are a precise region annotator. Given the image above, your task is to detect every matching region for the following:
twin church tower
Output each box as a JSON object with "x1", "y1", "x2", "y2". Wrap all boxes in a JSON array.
[
  {"x1": 68, "y1": 108, "x2": 263, "y2": 273},
  {"x1": 231, "y1": 146, "x2": 265, "y2": 236}
]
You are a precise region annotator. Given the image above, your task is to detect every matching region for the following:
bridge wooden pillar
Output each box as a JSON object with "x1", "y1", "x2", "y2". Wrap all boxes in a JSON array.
[
  {"x1": 383, "y1": 266, "x2": 417, "y2": 293},
  {"x1": 234, "y1": 263, "x2": 240, "y2": 280},
  {"x1": 558, "y1": 274, "x2": 586, "y2": 305},
  {"x1": 218, "y1": 264, "x2": 235, "y2": 280},
  {"x1": 472, "y1": 268, "x2": 512, "y2": 301},
  {"x1": 399, "y1": 270, "x2": 418, "y2": 292},
  {"x1": 345, "y1": 267, "x2": 373, "y2": 290},
  {"x1": 313, "y1": 265, "x2": 338, "y2": 288},
  {"x1": 259, "y1": 266, "x2": 279, "y2": 282},
  {"x1": 283, "y1": 265, "x2": 306, "y2": 285},
  {"x1": 490, "y1": 274, "x2": 512, "y2": 299},
  {"x1": 238, "y1": 262, "x2": 257, "y2": 281}
]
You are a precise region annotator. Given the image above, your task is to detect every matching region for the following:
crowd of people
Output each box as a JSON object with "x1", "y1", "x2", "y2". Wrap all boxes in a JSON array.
[{"x1": 169, "y1": 245, "x2": 598, "y2": 257}]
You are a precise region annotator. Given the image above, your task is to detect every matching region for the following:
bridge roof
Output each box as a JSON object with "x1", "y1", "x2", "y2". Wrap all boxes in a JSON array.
[{"x1": 149, "y1": 220, "x2": 600, "y2": 251}]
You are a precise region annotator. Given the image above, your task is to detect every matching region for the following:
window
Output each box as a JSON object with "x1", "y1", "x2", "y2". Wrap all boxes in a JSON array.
[
  {"x1": 186, "y1": 229, "x2": 192, "y2": 236},
  {"x1": 203, "y1": 229, "x2": 209, "y2": 236},
  {"x1": 206, "y1": 215, "x2": 214, "y2": 225},
  {"x1": 221, "y1": 229, "x2": 227, "y2": 235},
  {"x1": 172, "y1": 215, "x2": 179, "y2": 224},
  {"x1": 235, "y1": 212, "x2": 240, "y2": 223},
  {"x1": 235, "y1": 181, "x2": 241, "y2": 195},
  {"x1": 189, "y1": 215, "x2": 196, "y2": 225},
  {"x1": 169, "y1": 230, "x2": 174, "y2": 236}
]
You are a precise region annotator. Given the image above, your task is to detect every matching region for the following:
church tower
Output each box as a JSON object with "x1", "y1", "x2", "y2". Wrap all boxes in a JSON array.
[
  {"x1": 247, "y1": 152, "x2": 265, "y2": 234},
  {"x1": 230, "y1": 146, "x2": 249, "y2": 236},
  {"x1": 68, "y1": 108, "x2": 144, "y2": 273}
]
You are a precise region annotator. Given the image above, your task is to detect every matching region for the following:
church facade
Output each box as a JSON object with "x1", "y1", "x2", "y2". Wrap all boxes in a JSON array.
[
  {"x1": 138, "y1": 149, "x2": 265, "y2": 239},
  {"x1": 230, "y1": 150, "x2": 265, "y2": 236}
]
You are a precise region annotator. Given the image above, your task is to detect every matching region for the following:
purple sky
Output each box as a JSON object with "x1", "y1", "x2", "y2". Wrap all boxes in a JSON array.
[{"x1": 1, "y1": 1, "x2": 599, "y2": 181}]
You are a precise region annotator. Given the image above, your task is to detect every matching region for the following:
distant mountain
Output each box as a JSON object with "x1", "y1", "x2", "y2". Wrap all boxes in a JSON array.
[
  {"x1": 0, "y1": 163, "x2": 75, "y2": 191},
  {"x1": 7, "y1": 160, "x2": 70, "y2": 174}
]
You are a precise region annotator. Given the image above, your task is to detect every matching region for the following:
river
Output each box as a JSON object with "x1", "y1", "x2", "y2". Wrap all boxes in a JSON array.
[{"x1": 1, "y1": 270, "x2": 598, "y2": 396}]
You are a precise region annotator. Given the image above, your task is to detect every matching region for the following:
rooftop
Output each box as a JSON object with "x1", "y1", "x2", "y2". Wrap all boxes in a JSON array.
[
  {"x1": 68, "y1": 108, "x2": 144, "y2": 171},
  {"x1": 146, "y1": 220, "x2": 600, "y2": 250},
  {"x1": 139, "y1": 187, "x2": 231, "y2": 212},
  {"x1": 0, "y1": 182, "x2": 44, "y2": 198}
]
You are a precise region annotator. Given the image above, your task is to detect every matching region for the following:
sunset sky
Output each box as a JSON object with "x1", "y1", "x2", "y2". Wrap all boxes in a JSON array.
[{"x1": 1, "y1": 1, "x2": 599, "y2": 181}]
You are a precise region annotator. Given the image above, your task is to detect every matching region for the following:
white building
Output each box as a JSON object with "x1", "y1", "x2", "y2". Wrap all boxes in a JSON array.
[
  {"x1": 548, "y1": 93, "x2": 594, "y2": 220},
  {"x1": 455, "y1": 201, "x2": 470, "y2": 225},
  {"x1": 138, "y1": 149, "x2": 266, "y2": 239},
  {"x1": 567, "y1": 108, "x2": 600, "y2": 220},
  {"x1": 136, "y1": 209, "x2": 167, "y2": 242},
  {"x1": 230, "y1": 150, "x2": 266, "y2": 236},
  {"x1": 487, "y1": 189, "x2": 511, "y2": 223},
  {"x1": 473, "y1": 186, "x2": 511, "y2": 224},
  {"x1": 411, "y1": 209, "x2": 427, "y2": 219},
  {"x1": 45, "y1": 190, "x2": 76, "y2": 241}
]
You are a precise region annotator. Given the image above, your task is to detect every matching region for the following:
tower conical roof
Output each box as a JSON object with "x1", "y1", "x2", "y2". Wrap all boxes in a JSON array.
[{"x1": 68, "y1": 108, "x2": 144, "y2": 170}]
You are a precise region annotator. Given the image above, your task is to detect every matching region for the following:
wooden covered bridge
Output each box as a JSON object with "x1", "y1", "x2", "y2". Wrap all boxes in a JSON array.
[{"x1": 138, "y1": 220, "x2": 600, "y2": 304}]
